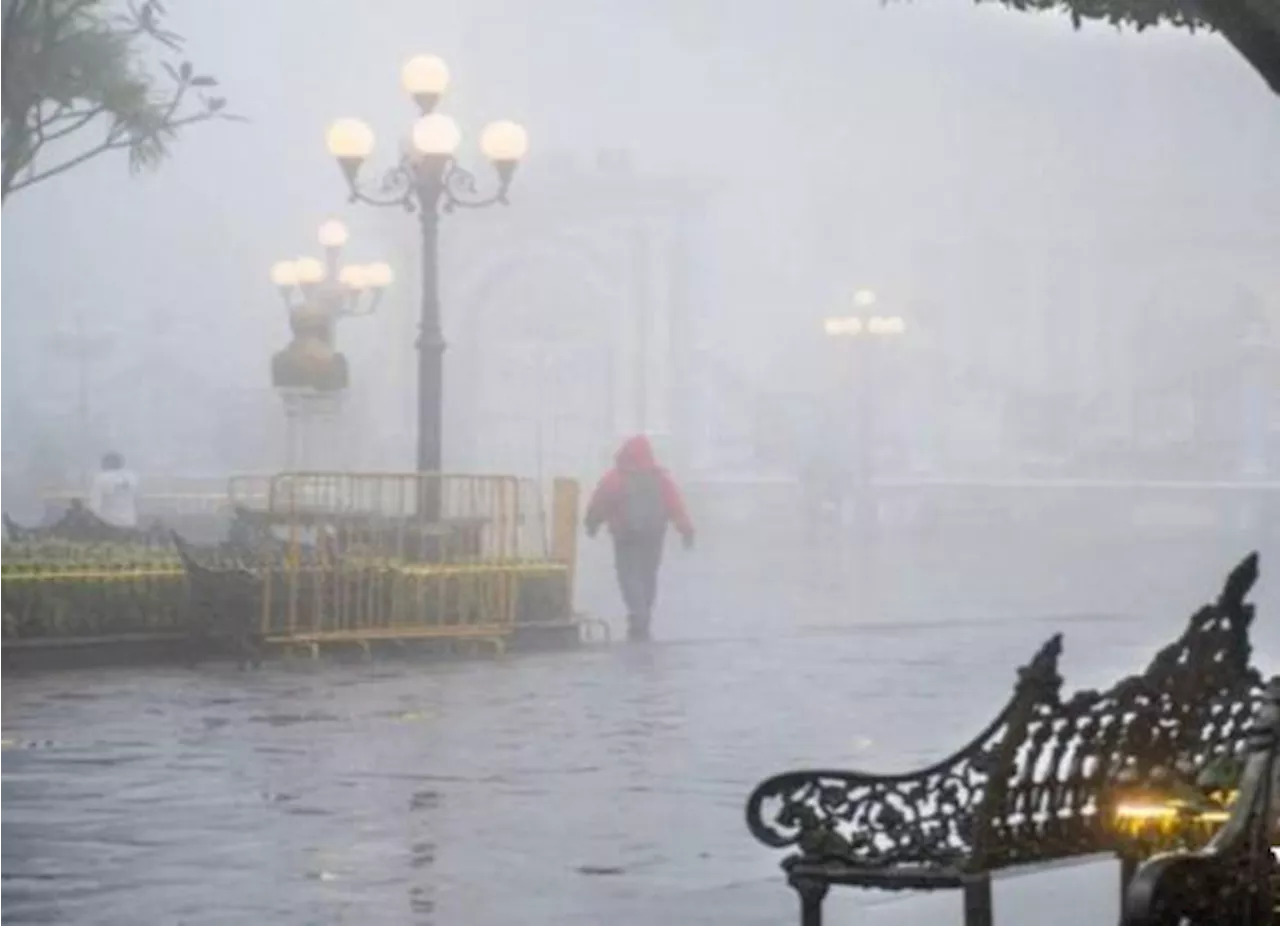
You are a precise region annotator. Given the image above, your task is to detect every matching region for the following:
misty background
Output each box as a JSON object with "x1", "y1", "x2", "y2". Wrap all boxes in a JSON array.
[
  {"x1": 3, "y1": 5, "x2": 1280, "y2": 923},
  {"x1": 2, "y1": 0, "x2": 1277, "y2": 619}
]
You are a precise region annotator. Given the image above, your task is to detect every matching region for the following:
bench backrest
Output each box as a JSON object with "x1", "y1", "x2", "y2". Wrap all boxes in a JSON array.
[{"x1": 972, "y1": 553, "x2": 1262, "y2": 868}]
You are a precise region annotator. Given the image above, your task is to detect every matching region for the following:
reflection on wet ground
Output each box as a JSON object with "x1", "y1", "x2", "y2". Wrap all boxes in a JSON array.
[{"x1": 4, "y1": 534, "x2": 1273, "y2": 925}]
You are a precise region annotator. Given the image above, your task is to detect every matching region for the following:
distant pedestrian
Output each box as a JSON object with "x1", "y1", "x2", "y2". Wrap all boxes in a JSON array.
[
  {"x1": 585, "y1": 435, "x2": 695, "y2": 641},
  {"x1": 88, "y1": 451, "x2": 139, "y2": 529}
]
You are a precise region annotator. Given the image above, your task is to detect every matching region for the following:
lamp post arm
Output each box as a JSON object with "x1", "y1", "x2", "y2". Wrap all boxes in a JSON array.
[
  {"x1": 342, "y1": 160, "x2": 419, "y2": 210},
  {"x1": 440, "y1": 160, "x2": 511, "y2": 212}
]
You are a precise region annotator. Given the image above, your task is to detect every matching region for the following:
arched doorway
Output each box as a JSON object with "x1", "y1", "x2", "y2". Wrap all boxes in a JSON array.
[{"x1": 450, "y1": 248, "x2": 619, "y2": 482}]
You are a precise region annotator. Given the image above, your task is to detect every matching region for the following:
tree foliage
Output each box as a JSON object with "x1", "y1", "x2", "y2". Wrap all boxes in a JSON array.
[
  {"x1": 0, "y1": 0, "x2": 240, "y2": 203},
  {"x1": 969, "y1": 0, "x2": 1280, "y2": 96},
  {"x1": 975, "y1": 0, "x2": 1205, "y2": 31}
]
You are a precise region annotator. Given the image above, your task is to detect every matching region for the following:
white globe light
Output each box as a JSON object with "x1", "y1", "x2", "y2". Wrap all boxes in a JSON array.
[
  {"x1": 480, "y1": 120, "x2": 529, "y2": 163},
  {"x1": 365, "y1": 262, "x2": 394, "y2": 288},
  {"x1": 338, "y1": 264, "x2": 369, "y2": 289},
  {"x1": 401, "y1": 55, "x2": 450, "y2": 97},
  {"x1": 326, "y1": 118, "x2": 375, "y2": 160},
  {"x1": 411, "y1": 113, "x2": 461, "y2": 156},
  {"x1": 853, "y1": 288, "x2": 878, "y2": 309},
  {"x1": 295, "y1": 256, "x2": 326, "y2": 285},
  {"x1": 271, "y1": 260, "x2": 299, "y2": 287},
  {"x1": 317, "y1": 219, "x2": 349, "y2": 249},
  {"x1": 824, "y1": 316, "x2": 863, "y2": 337}
]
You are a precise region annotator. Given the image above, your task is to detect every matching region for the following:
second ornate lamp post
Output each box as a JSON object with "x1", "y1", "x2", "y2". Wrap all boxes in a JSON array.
[
  {"x1": 269, "y1": 219, "x2": 393, "y2": 468},
  {"x1": 270, "y1": 219, "x2": 394, "y2": 326},
  {"x1": 325, "y1": 54, "x2": 529, "y2": 493},
  {"x1": 822, "y1": 288, "x2": 906, "y2": 544}
]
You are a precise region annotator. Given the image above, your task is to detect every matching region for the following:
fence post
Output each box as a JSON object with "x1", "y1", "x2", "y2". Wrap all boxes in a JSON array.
[{"x1": 551, "y1": 479, "x2": 580, "y2": 602}]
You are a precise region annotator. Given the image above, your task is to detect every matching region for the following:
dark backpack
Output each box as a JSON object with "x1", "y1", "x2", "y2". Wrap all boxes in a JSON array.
[{"x1": 620, "y1": 471, "x2": 669, "y2": 535}]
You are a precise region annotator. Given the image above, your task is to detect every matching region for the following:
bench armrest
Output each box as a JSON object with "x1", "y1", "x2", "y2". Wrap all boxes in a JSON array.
[{"x1": 745, "y1": 635, "x2": 1064, "y2": 866}]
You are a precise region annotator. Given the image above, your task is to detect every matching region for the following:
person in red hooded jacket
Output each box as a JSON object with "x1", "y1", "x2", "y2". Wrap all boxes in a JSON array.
[{"x1": 584, "y1": 435, "x2": 694, "y2": 641}]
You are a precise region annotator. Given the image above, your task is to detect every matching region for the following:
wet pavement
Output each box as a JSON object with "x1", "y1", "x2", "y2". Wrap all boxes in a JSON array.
[{"x1": 4, "y1": 529, "x2": 1275, "y2": 925}]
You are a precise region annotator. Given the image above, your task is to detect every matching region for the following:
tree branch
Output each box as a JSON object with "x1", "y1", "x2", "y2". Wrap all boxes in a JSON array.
[
  {"x1": 6, "y1": 108, "x2": 219, "y2": 195},
  {"x1": 38, "y1": 104, "x2": 108, "y2": 143},
  {"x1": 1, "y1": 0, "x2": 241, "y2": 203}
]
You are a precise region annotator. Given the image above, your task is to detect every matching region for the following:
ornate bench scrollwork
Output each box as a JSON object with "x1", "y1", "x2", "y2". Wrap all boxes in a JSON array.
[
  {"x1": 4, "y1": 504, "x2": 169, "y2": 546},
  {"x1": 745, "y1": 554, "x2": 1263, "y2": 926},
  {"x1": 1122, "y1": 674, "x2": 1280, "y2": 926}
]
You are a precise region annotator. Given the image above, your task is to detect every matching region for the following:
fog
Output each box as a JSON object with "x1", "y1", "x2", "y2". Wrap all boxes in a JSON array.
[{"x1": 3, "y1": 0, "x2": 1278, "y2": 619}]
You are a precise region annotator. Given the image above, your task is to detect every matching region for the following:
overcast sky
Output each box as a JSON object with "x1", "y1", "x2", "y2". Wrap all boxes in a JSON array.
[{"x1": 3, "y1": 0, "x2": 1277, "y2": 480}]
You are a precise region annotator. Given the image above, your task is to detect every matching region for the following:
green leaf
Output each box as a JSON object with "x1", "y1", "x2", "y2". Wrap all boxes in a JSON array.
[{"x1": 0, "y1": 0, "x2": 238, "y2": 198}]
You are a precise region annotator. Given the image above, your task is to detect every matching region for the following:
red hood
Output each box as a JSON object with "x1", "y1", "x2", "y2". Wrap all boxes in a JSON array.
[{"x1": 615, "y1": 435, "x2": 658, "y2": 470}]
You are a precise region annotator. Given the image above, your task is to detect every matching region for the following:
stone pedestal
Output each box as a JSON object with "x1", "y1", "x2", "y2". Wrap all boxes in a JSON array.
[{"x1": 278, "y1": 389, "x2": 347, "y2": 471}]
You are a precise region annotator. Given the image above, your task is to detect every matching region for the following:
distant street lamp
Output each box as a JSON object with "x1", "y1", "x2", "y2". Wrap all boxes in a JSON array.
[
  {"x1": 269, "y1": 220, "x2": 393, "y2": 467},
  {"x1": 269, "y1": 219, "x2": 393, "y2": 328},
  {"x1": 326, "y1": 54, "x2": 529, "y2": 491},
  {"x1": 823, "y1": 289, "x2": 906, "y2": 340},
  {"x1": 821, "y1": 288, "x2": 907, "y2": 542}
]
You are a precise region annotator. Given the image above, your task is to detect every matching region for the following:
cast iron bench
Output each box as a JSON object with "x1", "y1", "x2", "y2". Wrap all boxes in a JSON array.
[
  {"x1": 745, "y1": 553, "x2": 1263, "y2": 926},
  {"x1": 1122, "y1": 673, "x2": 1280, "y2": 926},
  {"x1": 172, "y1": 531, "x2": 265, "y2": 668}
]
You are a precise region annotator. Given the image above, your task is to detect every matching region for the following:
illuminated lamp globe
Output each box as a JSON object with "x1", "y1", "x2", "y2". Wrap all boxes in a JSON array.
[
  {"x1": 295, "y1": 256, "x2": 326, "y2": 285},
  {"x1": 411, "y1": 113, "x2": 461, "y2": 156},
  {"x1": 401, "y1": 55, "x2": 450, "y2": 110},
  {"x1": 853, "y1": 288, "x2": 878, "y2": 309},
  {"x1": 338, "y1": 265, "x2": 369, "y2": 289},
  {"x1": 318, "y1": 219, "x2": 349, "y2": 249},
  {"x1": 824, "y1": 316, "x2": 863, "y2": 337},
  {"x1": 365, "y1": 262, "x2": 394, "y2": 288},
  {"x1": 326, "y1": 118, "x2": 375, "y2": 160},
  {"x1": 271, "y1": 260, "x2": 300, "y2": 288},
  {"x1": 480, "y1": 120, "x2": 529, "y2": 164}
]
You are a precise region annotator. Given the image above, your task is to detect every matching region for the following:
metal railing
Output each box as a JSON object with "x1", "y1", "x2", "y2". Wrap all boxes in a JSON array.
[{"x1": 257, "y1": 472, "x2": 577, "y2": 645}]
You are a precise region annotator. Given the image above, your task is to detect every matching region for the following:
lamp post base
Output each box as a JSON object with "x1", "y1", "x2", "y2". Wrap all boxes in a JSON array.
[{"x1": 279, "y1": 388, "x2": 347, "y2": 470}]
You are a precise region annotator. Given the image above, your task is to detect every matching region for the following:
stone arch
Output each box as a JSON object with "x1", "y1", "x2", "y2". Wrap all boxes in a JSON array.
[
  {"x1": 1126, "y1": 275, "x2": 1271, "y2": 388},
  {"x1": 446, "y1": 236, "x2": 626, "y2": 480}
]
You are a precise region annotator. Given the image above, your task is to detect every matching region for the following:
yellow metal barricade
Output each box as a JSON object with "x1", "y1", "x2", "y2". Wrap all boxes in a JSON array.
[{"x1": 257, "y1": 472, "x2": 574, "y2": 653}]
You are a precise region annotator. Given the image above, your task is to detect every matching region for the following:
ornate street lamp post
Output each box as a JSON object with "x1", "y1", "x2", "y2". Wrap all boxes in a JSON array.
[
  {"x1": 269, "y1": 220, "x2": 393, "y2": 468},
  {"x1": 325, "y1": 54, "x2": 529, "y2": 497}
]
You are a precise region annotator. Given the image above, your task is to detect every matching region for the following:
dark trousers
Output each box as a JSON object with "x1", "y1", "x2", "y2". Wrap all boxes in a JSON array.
[{"x1": 613, "y1": 530, "x2": 665, "y2": 631}]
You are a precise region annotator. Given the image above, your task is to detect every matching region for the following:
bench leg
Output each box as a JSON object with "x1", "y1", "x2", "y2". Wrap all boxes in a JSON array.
[
  {"x1": 1118, "y1": 855, "x2": 1137, "y2": 905},
  {"x1": 789, "y1": 876, "x2": 829, "y2": 926},
  {"x1": 963, "y1": 875, "x2": 993, "y2": 926}
]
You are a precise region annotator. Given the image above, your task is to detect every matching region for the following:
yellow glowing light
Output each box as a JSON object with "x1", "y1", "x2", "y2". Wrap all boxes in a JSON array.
[
  {"x1": 294, "y1": 257, "x2": 325, "y2": 285},
  {"x1": 1115, "y1": 803, "x2": 1178, "y2": 821},
  {"x1": 338, "y1": 265, "x2": 369, "y2": 290},
  {"x1": 364, "y1": 262, "x2": 394, "y2": 288},
  {"x1": 401, "y1": 54, "x2": 451, "y2": 97},
  {"x1": 326, "y1": 118, "x2": 375, "y2": 160},
  {"x1": 270, "y1": 260, "x2": 299, "y2": 288},
  {"x1": 824, "y1": 316, "x2": 863, "y2": 337},
  {"x1": 853, "y1": 288, "x2": 878, "y2": 309},
  {"x1": 317, "y1": 219, "x2": 349, "y2": 249}
]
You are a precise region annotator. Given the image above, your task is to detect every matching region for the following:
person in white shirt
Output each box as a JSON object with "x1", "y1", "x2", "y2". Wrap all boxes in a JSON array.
[{"x1": 89, "y1": 452, "x2": 139, "y2": 529}]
